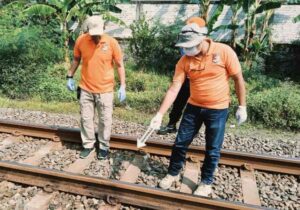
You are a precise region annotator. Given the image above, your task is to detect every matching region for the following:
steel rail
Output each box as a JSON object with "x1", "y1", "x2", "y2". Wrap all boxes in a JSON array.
[
  {"x1": 0, "y1": 120, "x2": 299, "y2": 175},
  {"x1": 0, "y1": 160, "x2": 263, "y2": 210}
]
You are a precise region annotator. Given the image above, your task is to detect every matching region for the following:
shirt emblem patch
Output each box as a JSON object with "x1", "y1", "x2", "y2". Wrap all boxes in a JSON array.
[
  {"x1": 101, "y1": 43, "x2": 109, "y2": 52},
  {"x1": 212, "y1": 53, "x2": 221, "y2": 64}
]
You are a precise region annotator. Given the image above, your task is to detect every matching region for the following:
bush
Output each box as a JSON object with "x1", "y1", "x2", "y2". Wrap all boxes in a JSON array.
[
  {"x1": 37, "y1": 64, "x2": 76, "y2": 102},
  {"x1": 0, "y1": 27, "x2": 63, "y2": 99},
  {"x1": 247, "y1": 84, "x2": 300, "y2": 130},
  {"x1": 228, "y1": 59, "x2": 300, "y2": 130},
  {"x1": 242, "y1": 59, "x2": 281, "y2": 93},
  {"x1": 129, "y1": 17, "x2": 183, "y2": 73},
  {"x1": 114, "y1": 63, "x2": 170, "y2": 112}
]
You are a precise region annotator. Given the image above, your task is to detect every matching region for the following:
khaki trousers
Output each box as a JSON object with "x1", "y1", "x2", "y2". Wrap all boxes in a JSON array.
[{"x1": 80, "y1": 89, "x2": 113, "y2": 151}]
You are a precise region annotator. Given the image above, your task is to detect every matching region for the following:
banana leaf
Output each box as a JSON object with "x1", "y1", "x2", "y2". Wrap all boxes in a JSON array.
[
  {"x1": 255, "y1": 2, "x2": 282, "y2": 14},
  {"x1": 24, "y1": 4, "x2": 57, "y2": 16},
  {"x1": 211, "y1": 24, "x2": 240, "y2": 32}
]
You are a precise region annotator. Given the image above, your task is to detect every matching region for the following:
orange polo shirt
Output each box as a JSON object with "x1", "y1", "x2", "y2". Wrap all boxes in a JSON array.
[
  {"x1": 74, "y1": 33, "x2": 123, "y2": 93},
  {"x1": 173, "y1": 39, "x2": 241, "y2": 109}
]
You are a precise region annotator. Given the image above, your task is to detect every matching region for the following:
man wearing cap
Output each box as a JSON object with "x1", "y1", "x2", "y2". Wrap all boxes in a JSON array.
[
  {"x1": 158, "y1": 17, "x2": 206, "y2": 135},
  {"x1": 150, "y1": 23, "x2": 247, "y2": 196},
  {"x1": 66, "y1": 15, "x2": 126, "y2": 160}
]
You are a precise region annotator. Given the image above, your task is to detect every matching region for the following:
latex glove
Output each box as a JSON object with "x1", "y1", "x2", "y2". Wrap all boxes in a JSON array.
[
  {"x1": 236, "y1": 106, "x2": 247, "y2": 125},
  {"x1": 150, "y1": 113, "x2": 163, "y2": 130},
  {"x1": 118, "y1": 85, "x2": 126, "y2": 102},
  {"x1": 67, "y1": 78, "x2": 75, "y2": 91}
]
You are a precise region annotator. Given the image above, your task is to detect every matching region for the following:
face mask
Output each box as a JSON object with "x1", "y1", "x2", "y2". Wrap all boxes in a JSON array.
[{"x1": 183, "y1": 46, "x2": 200, "y2": 56}]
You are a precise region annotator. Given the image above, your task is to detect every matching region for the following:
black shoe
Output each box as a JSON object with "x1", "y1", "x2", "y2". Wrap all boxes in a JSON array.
[
  {"x1": 80, "y1": 148, "x2": 95, "y2": 159},
  {"x1": 97, "y1": 149, "x2": 109, "y2": 160},
  {"x1": 157, "y1": 124, "x2": 177, "y2": 135}
]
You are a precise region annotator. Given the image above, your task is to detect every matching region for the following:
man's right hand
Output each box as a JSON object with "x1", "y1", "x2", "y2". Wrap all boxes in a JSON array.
[
  {"x1": 150, "y1": 113, "x2": 163, "y2": 130},
  {"x1": 67, "y1": 78, "x2": 75, "y2": 91}
]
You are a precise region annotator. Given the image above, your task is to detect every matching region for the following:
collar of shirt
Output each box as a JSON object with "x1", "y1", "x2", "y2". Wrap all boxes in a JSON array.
[{"x1": 87, "y1": 34, "x2": 109, "y2": 46}]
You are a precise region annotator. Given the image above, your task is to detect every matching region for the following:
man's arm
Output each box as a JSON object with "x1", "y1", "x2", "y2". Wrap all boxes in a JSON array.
[
  {"x1": 114, "y1": 58, "x2": 126, "y2": 87},
  {"x1": 158, "y1": 82, "x2": 182, "y2": 115},
  {"x1": 232, "y1": 71, "x2": 246, "y2": 106},
  {"x1": 149, "y1": 81, "x2": 182, "y2": 130},
  {"x1": 67, "y1": 57, "x2": 81, "y2": 77}
]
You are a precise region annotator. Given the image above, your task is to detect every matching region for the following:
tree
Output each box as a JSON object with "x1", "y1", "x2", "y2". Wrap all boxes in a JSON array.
[{"x1": 24, "y1": 0, "x2": 124, "y2": 65}]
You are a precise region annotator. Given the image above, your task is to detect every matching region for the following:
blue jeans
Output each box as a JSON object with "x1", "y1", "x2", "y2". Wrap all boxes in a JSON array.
[{"x1": 168, "y1": 103, "x2": 228, "y2": 185}]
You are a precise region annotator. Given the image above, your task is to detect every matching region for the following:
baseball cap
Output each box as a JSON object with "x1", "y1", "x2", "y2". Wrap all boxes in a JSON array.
[
  {"x1": 85, "y1": 15, "x2": 104, "y2": 36},
  {"x1": 175, "y1": 23, "x2": 208, "y2": 48}
]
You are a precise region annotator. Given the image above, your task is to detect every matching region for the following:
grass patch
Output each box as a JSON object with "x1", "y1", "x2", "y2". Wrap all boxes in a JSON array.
[{"x1": 0, "y1": 97, "x2": 79, "y2": 114}]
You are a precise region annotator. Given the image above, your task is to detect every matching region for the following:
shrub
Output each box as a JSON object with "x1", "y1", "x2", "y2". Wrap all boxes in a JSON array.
[
  {"x1": 37, "y1": 64, "x2": 76, "y2": 102},
  {"x1": 242, "y1": 59, "x2": 281, "y2": 93},
  {"x1": 247, "y1": 84, "x2": 300, "y2": 130},
  {"x1": 129, "y1": 17, "x2": 183, "y2": 73},
  {"x1": 114, "y1": 63, "x2": 170, "y2": 112},
  {"x1": 228, "y1": 58, "x2": 300, "y2": 130},
  {"x1": 0, "y1": 27, "x2": 63, "y2": 99}
]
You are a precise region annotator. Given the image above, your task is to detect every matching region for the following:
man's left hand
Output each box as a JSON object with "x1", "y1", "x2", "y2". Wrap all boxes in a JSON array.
[
  {"x1": 118, "y1": 85, "x2": 126, "y2": 102},
  {"x1": 236, "y1": 106, "x2": 247, "y2": 125}
]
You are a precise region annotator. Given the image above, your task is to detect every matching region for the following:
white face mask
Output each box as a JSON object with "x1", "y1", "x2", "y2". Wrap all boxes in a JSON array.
[{"x1": 183, "y1": 46, "x2": 200, "y2": 56}]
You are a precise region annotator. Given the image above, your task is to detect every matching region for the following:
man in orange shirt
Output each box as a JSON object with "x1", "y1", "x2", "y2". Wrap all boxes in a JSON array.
[
  {"x1": 150, "y1": 23, "x2": 247, "y2": 196},
  {"x1": 66, "y1": 15, "x2": 126, "y2": 160},
  {"x1": 158, "y1": 17, "x2": 206, "y2": 135}
]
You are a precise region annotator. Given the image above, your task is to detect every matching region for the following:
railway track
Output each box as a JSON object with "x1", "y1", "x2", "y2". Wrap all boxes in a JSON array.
[{"x1": 0, "y1": 120, "x2": 299, "y2": 210}]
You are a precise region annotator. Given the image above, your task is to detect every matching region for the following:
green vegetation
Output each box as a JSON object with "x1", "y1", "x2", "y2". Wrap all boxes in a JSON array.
[
  {"x1": 0, "y1": 3, "x2": 64, "y2": 99},
  {"x1": 24, "y1": 0, "x2": 124, "y2": 64},
  {"x1": 243, "y1": 60, "x2": 300, "y2": 130},
  {"x1": 129, "y1": 17, "x2": 183, "y2": 73}
]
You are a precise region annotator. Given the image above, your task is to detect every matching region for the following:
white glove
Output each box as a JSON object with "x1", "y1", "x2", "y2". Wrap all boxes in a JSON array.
[
  {"x1": 236, "y1": 106, "x2": 247, "y2": 125},
  {"x1": 150, "y1": 113, "x2": 163, "y2": 130},
  {"x1": 118, "y1": 85, "x2": 126, "y2": 102}
]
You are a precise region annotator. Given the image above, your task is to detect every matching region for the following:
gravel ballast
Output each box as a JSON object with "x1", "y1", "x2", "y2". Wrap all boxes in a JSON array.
[
  {"x1": 39, "y1": 143, "x2": 81, "y2": 170},
  {"x1": 0, "y1": 136, "x2": 47, "y2": 162},
  {"x1": 0, "y1": 181, "x2": 40, "y2": 210},
  {"x1": 0, "y1": 108, "x2": 298, "y2": 158},
  {"x1": 256, "y1": 171, "x2": 300, "y2": 209}
]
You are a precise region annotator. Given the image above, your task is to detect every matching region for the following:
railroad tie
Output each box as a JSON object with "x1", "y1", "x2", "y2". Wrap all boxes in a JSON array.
[
  {"x1": 240, "y1": 164, "x2": 261, "y2": 206},
  {"x1": 64, "y1": 150, "x2": 96, "y2": 174},
  {"x1": 180, "y1": 160, "x2": 201, "y2": 194},
  {"x1": 120, "y1": 155, "x2": 145, "y2": 183},
  {"x1": 0, "y1": 136, "x2": 19, "y2": 150},
  {"x1": 20, "y1": 142, "x2": 63, "y2": 166},
  {"x1": 24, "y1": 191, "x2": 54, "y2": 210}
]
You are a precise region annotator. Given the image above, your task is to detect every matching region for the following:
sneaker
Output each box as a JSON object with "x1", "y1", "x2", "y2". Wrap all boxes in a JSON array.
[
  {"x1": 159, "y1": 174, "x2": 180, "y2": 190},
  {"x1": 193, "y1": 182, "x2": 212, "y2": 197},
  {"x1": 157, "y1": 124, "x2": 177, "y2": 135},
  {"x1": 80, "y1": 148, "x2": 95, "y2": 159},
  {"x1": 97, "y1": 149, "x2": 109, "y2": 160}
]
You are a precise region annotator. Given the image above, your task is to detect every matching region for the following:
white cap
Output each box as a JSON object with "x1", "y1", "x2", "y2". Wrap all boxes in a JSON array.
[{"x1": 85, "y1": 15, "x2": 104, "y2": 36}]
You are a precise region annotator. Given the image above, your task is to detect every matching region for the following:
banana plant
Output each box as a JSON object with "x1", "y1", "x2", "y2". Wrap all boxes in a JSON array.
[
  {"x1": 24, "y1": 0, "x2": 124, "y2": 64},
  {"x1": 189, "y1": 0, "x2": 225, "y2": 35},
  {"x1": 213, "y1": 0, "x2": 243, "y2": 49},
  {"x1": 198, "y1": 0, "x2": 210, "y2": 21},
  {"x1": 206, "y1": 2, "x2": 225, "y2": 36},
  {"x1": 240, "y1": 0, "x2": 282, "y2": 67}
]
